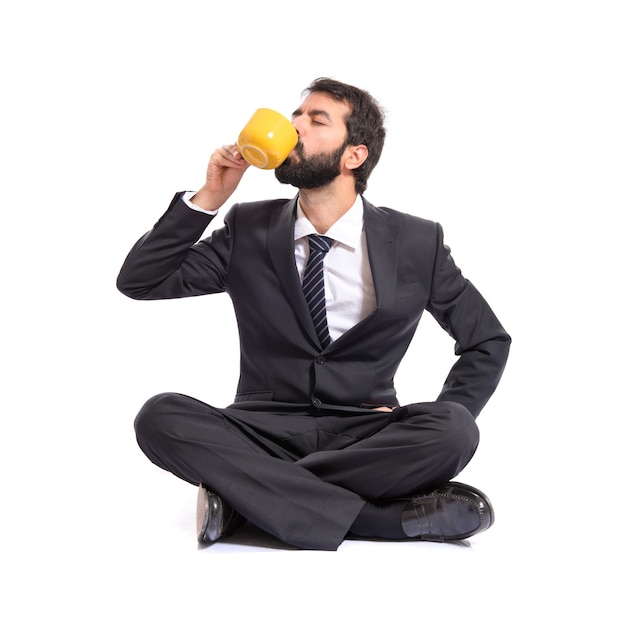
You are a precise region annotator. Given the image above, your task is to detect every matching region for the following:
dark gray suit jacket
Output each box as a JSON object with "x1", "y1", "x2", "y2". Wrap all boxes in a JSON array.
[{"x1": 117, "y1": 193, "x2": 510, "y2": 417}]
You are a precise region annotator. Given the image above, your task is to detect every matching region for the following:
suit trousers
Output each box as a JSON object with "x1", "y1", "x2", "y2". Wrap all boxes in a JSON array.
[{"x1": 134, "y1": 393, "x2": 479, "y2": 550}]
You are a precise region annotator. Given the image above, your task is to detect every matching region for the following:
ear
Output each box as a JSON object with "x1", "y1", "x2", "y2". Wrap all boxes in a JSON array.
[{"x1": 343, "y1": 144, "x2": 369, "y2": 170}]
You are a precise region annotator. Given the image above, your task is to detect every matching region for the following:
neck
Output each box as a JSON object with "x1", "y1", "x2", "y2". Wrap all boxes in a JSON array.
[{"x1": 298, "y1": 179, "x2": 358, "y2": 234}]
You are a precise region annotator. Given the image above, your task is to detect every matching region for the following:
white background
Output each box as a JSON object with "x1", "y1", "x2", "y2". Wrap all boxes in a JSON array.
[{"x1": 2, "y1": 1, "x2": 624, "y2": 624}]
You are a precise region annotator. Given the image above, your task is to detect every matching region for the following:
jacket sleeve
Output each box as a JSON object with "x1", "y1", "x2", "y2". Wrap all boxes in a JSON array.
[
  {"x1": 427, "y1": 223, "x2": 511, "y2": 417},
  {"x1": 116, "y1": 192, "x2": 234, "y2": 300}
]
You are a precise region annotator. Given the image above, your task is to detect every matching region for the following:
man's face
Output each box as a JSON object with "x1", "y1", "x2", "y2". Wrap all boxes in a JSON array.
[{"x1": 275, "y1": 92, "x2": 351, "y2": 189}]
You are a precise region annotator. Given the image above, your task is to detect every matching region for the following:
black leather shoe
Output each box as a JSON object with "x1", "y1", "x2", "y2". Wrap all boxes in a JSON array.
[
  {"x1": 401, "y1": 482, "x2": 494, "y2": 541},
  {"x1": 196, "y1": 484, "x2": 246, "y2": 543}
]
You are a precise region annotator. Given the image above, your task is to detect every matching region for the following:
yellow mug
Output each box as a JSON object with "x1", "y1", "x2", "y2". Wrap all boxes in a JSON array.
[{"x1": 237, "y1": 108, "x2": 298, "y2": 170}]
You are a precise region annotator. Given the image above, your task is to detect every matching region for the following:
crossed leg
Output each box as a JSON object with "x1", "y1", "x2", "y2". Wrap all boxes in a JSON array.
[{"x1": 134, "y1": 393, "x2": 479, "y2": 550}]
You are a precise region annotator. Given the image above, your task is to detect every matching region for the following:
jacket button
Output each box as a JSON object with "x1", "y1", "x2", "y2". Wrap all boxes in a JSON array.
[
  {"x1": 315, "y1": 356, "x2": 326, "y2": 364},
  {"x1": 311, "y1": 397, "x2": 322, "y2": 408}
]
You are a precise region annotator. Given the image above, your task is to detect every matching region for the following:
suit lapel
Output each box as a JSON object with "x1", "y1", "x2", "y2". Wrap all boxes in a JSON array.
[
  {"x1": 267, "y1": 196, "x2": 321, "y2": 345},
  {"x1": 363, "y1": 199, "x2": 399, "y2": 314},
  {"x1": 325, "y1": 200, "x2": 399, "y2": 351}
]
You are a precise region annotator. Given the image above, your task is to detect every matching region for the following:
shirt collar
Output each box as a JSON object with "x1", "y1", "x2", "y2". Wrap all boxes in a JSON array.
[{"x1": 294, "y1": 195, "x2": 363, "y2": 250}]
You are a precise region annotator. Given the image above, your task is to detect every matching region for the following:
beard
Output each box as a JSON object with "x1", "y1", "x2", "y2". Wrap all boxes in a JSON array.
[{"x1": 274, "y1": 141, "x2": 347, "y2": 189}]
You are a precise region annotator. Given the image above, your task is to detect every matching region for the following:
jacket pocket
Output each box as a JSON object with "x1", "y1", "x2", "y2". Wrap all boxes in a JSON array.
[{"x1": 234, "y1": 390, "x2": 274, "y2": 402}]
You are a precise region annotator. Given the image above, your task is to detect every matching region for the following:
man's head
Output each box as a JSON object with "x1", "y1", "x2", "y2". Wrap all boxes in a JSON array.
[{"x1": 275, "y1": 78, "x2": 386, "y2": 194}]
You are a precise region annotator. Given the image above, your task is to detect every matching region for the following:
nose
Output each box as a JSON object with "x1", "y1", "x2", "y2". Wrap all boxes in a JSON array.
[{"x1": 291, "y1": 117, "x2": 303, "y2": 136}]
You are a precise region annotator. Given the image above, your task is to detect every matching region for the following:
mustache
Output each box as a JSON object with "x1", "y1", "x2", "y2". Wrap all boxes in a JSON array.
[{"x1": 280, "y1": 141, "x2": 305, "y2": 167}]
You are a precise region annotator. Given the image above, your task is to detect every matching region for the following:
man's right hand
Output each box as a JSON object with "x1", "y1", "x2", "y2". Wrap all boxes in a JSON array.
[{"x1": 190, "y1": 144, "x2": 250, "y2": 212}]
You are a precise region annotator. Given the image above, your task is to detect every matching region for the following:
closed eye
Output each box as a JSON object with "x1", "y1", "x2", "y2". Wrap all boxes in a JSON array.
[{"x1": 292, "y1": 108, "x2": 332, "y2": 125}]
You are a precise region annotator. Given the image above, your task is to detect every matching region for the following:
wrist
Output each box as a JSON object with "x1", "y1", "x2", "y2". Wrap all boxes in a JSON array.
[
  {"x1": 190, "y1": 187, "x2": 222, "y2": 213},
  {"x1": 183, "y1": 190, "x2": 219, "y2": 215}
]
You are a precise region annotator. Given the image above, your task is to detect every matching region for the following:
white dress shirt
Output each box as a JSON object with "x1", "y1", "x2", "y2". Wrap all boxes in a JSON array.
[
  {"x1": 293, "y1": 196, "x2": 376, "y2": 341},
  {"x1": 183, "y1": 191, "x2": 376, "y2": 342}
]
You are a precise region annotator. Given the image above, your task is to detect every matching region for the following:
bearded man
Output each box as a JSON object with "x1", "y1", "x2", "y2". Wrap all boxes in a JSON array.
[{"x1": 117, "y1": 77, "x2": 511, "y2": 551}]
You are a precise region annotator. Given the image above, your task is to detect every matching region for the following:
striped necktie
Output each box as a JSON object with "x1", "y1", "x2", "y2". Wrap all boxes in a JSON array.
[{"x1": 302, "y1": 235, "x2": 334, "y2": 348}]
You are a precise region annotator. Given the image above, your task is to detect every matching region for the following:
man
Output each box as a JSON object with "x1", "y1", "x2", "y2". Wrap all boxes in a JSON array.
[{"x1": 117, "y1": 77, "x2": 511, "y2": 551}]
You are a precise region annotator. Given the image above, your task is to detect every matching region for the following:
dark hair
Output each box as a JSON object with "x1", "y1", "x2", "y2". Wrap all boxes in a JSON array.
[{"x1": 304, "y1": 77, "x2": 386, "y2": 194}]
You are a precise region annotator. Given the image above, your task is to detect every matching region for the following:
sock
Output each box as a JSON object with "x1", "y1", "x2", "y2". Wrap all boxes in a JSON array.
[{"x1": 350, "y1": 500, "x2": 407, "y2": 540}]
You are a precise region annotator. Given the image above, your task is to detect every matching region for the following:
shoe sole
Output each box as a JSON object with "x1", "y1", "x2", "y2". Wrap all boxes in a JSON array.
[{"x1": 196, "y1": 484, "x2": 223, "y2": 543}]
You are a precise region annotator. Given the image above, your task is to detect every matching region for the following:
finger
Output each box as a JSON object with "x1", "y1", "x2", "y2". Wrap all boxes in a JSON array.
[{"x1": 215, "y1": 144, "x2": 247, "y2": 166}]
